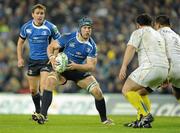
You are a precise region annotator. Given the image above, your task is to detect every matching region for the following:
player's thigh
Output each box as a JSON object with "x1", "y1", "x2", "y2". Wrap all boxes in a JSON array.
[
  {"x1": 27, "y1": 75, "x2": 40, "y2": 92},
  {"x1": 45, "y1": 71, "x2": 63, "y2": 90},
  {"x1": 169, "y1": 64, "x2": 180, "y2": 88},
  {"x1": 40, "y1": 71, "x2": 49, "y2": 90},
  {"x1": 122, "y1": 78, "x2": 144, "y2": 95}
]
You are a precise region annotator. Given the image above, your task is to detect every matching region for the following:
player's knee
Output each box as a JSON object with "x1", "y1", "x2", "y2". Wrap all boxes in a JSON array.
[
  {"x1": 122, "y1": 88, "x2": 128, "y2": 96},
  {"x1": 138, "y1": 88, "x2": 149, "y2": 96},
  {"x1": 46, "y1": 76, "x2": 57, "y2": 90},
  {"x1": 91, "y1": 87, "x2": 104, "y2": 100}
]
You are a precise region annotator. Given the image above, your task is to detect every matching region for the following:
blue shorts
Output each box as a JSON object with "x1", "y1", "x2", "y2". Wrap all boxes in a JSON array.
[
  {"x1": 27, "y1": 58, "x2": 52, "y2": 76},
  {"x1": 61, "y1": 70, "x2": 91, "y2": 83}
]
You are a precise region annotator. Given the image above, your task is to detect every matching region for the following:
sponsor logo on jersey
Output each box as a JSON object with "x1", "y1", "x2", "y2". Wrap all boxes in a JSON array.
[
  {"x1": 69, "y1": 42, "x2": 75, "y2": 48},
  {"x1": 26, "y1": 29, "x2": 32, "y2": 34},
  {"x1": 53, "y1": 26, "x2": 58, "y2": 34},
  {"x1": 76, "y1": 52, "x2": 82, "y2": 55},
  {"x1": 42, "y1": 30, "x2": 48, "y2": 35},
  {"x1": 86, "y1": 48, "x2": 91, "y2": 53}
]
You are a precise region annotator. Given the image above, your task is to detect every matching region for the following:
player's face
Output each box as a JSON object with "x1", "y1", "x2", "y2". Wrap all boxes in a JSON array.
[
  {"x1": 32, "y1": 8, "x2": 45, "y2": 26},
  {"x1": 80, "y1": 25, "x2": 92, "y2": 40}
]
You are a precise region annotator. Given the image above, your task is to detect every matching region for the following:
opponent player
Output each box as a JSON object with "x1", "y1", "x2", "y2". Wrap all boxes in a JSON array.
[
  {"x1": 155, "y1": 15, "x2": 180, "y2": 102},
  {"x1": 119, "y1": 14, "x2": 169, "y2": 128},
  {"x1": 17, "y1": 4, "x2": 60, "y2": 121}
]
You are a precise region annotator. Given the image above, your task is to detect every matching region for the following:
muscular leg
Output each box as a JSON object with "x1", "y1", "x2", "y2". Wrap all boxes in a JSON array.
[
  {"x1": 40, "y1": 72, "x2": 66, "y2": 117},
  {"x1": 40, "y1": 72, "x2": 58, "y2": 117},
  {"x1": 122, "y1": 78, "x2": 149, "y2": 118},
  {"x1": 137, "y1": 89, "x2": 151, "y2": 120},
  {"x1": 27, "y1": 75, "x2": 41, "y2": 113},
  {"x1": 37, "y1": 73, "x2": 66, "y2": 124},
  {"x1": 77, "y1": 76, "x2": 108, "y2": 122},
  {"x1": 40, "y1": 71, "x2": 49, "y2": 95}
]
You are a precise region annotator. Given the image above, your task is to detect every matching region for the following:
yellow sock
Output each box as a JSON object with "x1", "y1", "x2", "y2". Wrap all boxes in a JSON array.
[
  {"x1": 136, "y1": 95, "x2": 151, "y2": 120},
  {"x1": 137, "y1": 111, "x2": 141, "y2": 120},
  {"x1": 141, "y1": 95, "x2": 151, "y2": 112},
  {"x1": 53, "y1": 90, "x2": 57, "y2": 96},
  {"x1": 125, "y1": 91, "x2": 149, "y2": 117}
]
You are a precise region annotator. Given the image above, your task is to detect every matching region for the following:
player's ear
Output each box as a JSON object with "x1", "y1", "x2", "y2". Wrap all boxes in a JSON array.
[
  {"x1": 32, "y1": 13, "x2": 34, "y2": 18},
  {"x1": 136, "y1": 23, "x2": 140, "y2": 29}
]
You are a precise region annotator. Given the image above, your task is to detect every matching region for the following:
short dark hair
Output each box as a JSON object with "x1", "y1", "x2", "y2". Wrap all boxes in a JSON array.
[
  {"x1": 155, "y1": 15, "x2": 170, "y2": 26},
  {"x1": 136, "y1": 14, "x2": 152, "y2": 26},
  {"x1": 32, "y1": 4, "x2": 46, "y2": 13}
]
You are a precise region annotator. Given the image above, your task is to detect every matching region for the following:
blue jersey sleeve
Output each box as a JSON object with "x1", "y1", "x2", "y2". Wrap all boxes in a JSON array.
[
  {"x1": 88, "y1": 38, "x2": 97, "y2": 58},
  {"x1": 50, "y1": 24, "x2": 61, "y2": 40},
  {"x1": 19, "y1": 23, "x2": 28, "y2": 39},
  {"x1": 57, "y1": 33, "x2": 72, "y2": 48}
]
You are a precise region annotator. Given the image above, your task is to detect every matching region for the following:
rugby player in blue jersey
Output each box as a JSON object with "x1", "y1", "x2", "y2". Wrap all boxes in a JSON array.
[
  {"x1": 37, "y1": 17, "x2": 114, "y2": 125},
  {"x1": 17, "y1": 4, "x2": 60, "y2": 121}
]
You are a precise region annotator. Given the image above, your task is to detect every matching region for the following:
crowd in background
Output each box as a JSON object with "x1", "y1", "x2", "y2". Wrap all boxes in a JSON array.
[{"x1": 0, "y1": 0, "x2": 179, "y2": 94}]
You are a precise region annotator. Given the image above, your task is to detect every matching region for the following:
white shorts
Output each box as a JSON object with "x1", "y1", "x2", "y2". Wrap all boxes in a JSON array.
[
  {"x1": 129, "y1": 65, "x2": 168, "y2": 90},
  {"x1": 169, "y1": 64, "x2": 180, "y2": 88}
]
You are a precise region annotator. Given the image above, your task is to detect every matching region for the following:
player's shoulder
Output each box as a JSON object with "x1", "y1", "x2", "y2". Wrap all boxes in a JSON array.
[
  {"x1": 44, "y1": 20, "x2": 54, "y2": 26},
  {"x1": 89, "y1": 37, "x2": 96, "y2": 46},
  {"x1": 21, "y1": 19, "x2": 33, "y2": 29},
  {"x1": 61, "y1": 32, "x2": 76, "y2": 39},
  {"x1": 131, "y1": 28, "x2": 143, "y2": 38},
  {"x1": 159, "y1": 27, "x2": 179, "y2": 38},
  {"x1": 44, "y1": 20, "x2": 57, "y2": 28},
  {"x1": 137, "y1": 27, "x2": 158, "y2": 35},
  {"x1": 158, "y1": 27, "x2": 170, "y2": 33}
]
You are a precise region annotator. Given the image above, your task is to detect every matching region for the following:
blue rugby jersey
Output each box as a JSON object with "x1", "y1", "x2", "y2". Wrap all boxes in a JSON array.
[
  {"x1": 57, "y1": 32, "x2": 97, "y2": 64},
  {"x1": 20, "y1": 19, "x2": 61, "y2": 60}
]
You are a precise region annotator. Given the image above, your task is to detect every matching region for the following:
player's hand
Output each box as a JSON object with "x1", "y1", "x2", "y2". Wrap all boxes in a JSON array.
[
  {"x1": 119, "y1": 65, "x2": 127, "y2": 81},
  {"x1": 66, "y1": 61, "x2": 77, "y2": 70},
  {"x1": 17, "y1": 58, "x2": 25, "y2": 68},
  {"x1": 49, "y1": 55, "x2": 57, "y2": 70}
]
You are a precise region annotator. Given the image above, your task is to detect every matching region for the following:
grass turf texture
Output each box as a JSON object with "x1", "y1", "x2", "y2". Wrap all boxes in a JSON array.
[{"x1": 0, "y1": 115, "x2": 179, "y2": 133}]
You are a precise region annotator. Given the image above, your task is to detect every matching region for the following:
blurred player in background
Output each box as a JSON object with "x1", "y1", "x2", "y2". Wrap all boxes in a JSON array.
[
  {"x1": 17, "y1": 4, "x2": 60, "y2": 121},
  {"x1": 36, "y1": 17, "x2": 114, "y2": 125},
  {"x1": 155, "y1": 15, "x2": 180, "y2": 102},
  {"x1": 119, "y1": 14, "x2": 169, "y2": 128}
]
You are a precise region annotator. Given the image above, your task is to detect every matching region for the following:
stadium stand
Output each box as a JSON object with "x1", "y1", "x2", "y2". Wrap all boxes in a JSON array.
[{"x1": 0, "y1": 0, "x2": 179, "y2": 93}]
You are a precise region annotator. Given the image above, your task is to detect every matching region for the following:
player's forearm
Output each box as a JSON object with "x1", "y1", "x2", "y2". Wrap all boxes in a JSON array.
[
  {"x1": 17, "y1": 46, "x2": 22, "y2": 60},
  {"x1": 47, "y1": 45, "x2": 55, "y2": 58},
  {"x1": 17, "y1": 39, "x2": 24, "y2": 60},
  {"x1": 122, "y1": 45, "x2": 136, "y2": 67},
  {"x1": 47, "y1": 41, "x2": 60, "y2": 58}
]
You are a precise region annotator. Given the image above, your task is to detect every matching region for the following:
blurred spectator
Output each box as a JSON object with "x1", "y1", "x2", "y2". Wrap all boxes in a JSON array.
[{"x1": 0, "y1": 0, "x2": 179, "y2": 93}]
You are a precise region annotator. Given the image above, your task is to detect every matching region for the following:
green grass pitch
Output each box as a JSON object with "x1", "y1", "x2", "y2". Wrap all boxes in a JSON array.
[{"x1": 0, "y1": 115, "x2": 179, "y2": 133}]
